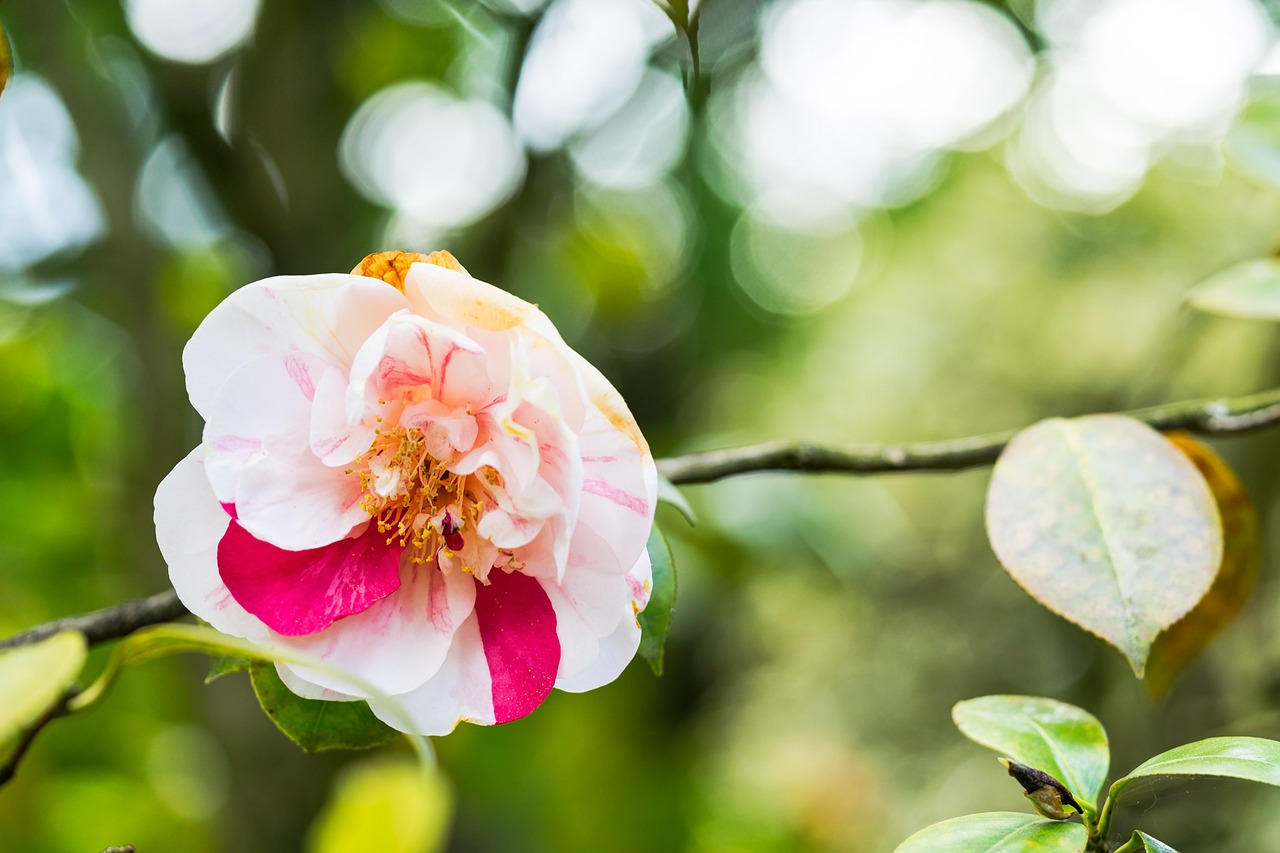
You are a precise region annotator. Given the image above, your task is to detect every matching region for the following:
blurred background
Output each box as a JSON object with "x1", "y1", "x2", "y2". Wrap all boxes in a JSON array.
[{"x1": 5, "y1": 0, "x2": 1280, "y2": 849}]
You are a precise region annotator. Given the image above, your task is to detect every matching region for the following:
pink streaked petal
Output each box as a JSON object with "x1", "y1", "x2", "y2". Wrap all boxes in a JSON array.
[
  {"x1": 346, "y1": 310, "x2": 487, "y2": 421},
  {"x1": 203, "y1": 352, "x2": 329, "y2": 504},
  {"x1": 400, "y1": 398, "x2": 480, "y2": 459},
  {"x1": 185, "y1": 274, "x2": 409, "y2": 420},
  {"x1": 232, "y1": 436, "x2": 369, "y2": 550},
  {"x1": 367, "y1": 614, "x2": 496, "y2": 735},
  {"x1": 310, "y1": 365, "x2": 375, "y2": 466},
  {"x1": 274, "y1": 562, "x2": 477, "y2": 697},
  {"x1": 217, "y1": 519, "x2": 402, "y2": 636},
  {"x1": 555, "y1": 549, "x2": 651, "y2": 693},
  {"x1": 155, "y1": 447, "x2": 271, "y2": 642},
  {"x1": 474, "y1": 569, "x2": 560, "y2": 725},
  {"x1": 571, "y1": 405, "x2": 657, "y2": 574}
]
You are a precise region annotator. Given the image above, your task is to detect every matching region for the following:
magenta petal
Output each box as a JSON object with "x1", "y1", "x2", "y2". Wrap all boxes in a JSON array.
[
  {"x1": 218, "y1": 519, "x2": 403, "y2": 636},
  {"x1": 474, "y1": 570, "x2": 560, "y2": 724}
]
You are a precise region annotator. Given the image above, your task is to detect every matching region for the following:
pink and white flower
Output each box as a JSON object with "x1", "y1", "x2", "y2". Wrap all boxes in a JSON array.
[{"x1": 154, "y1": 251, "x2": 656, "y2": 735}]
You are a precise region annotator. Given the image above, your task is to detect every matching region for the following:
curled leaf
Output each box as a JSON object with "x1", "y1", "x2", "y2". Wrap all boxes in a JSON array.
[
  {"x1": 985, "y1": 415, "x2": 1222, "y2": 676},
  {"x1": 1145, "y1": 434, "x2": 1259, "y2": 698}
]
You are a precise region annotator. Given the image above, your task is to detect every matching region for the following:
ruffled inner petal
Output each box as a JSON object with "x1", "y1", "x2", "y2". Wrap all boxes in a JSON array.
[
  {"x1": 473, "y1": 568, "x2": 561, "y2": 724},
  {"x1": 218, "y1": 517, "x2": 402, "y2": 636}
]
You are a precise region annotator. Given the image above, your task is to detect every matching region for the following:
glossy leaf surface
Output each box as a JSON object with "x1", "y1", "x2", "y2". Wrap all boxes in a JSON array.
[
  {"x1": 1113, "y1": 736, "x2": 1280, "y2": 795},
  {"x1": 985, "y1": 415, "x2": 1222, "y2": 675},
  {"x1": 953, "y1": 695, "x2": 1109, "y2": 806},
  {"x1": 893, "y1": 812, "x2": 1084, "y2": 853}
]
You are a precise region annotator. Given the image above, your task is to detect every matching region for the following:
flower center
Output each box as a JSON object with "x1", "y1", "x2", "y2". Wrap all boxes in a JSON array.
[{"x1": 350, "y1": 424, "x2": 481, "y2": 564}]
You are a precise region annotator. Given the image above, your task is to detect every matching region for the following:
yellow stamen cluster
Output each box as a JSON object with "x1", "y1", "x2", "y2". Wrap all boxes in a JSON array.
[{"x1": 347, "y1": 424, "x2": 475, "y2": 564}]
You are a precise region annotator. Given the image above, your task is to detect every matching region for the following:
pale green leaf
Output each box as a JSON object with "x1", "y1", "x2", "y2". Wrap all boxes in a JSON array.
[
  {"x1": 0, "y1": 632, "x2": 87, "y2": 747},
  {"x1": 1135, "y1": 831, "x2": 1180, "y2": 853},
  {"x1": 985, "y1": 415, "x2": 1222, "y2": 676},
  {"x1": 1111, "y1": 736, "x2": 1280, "y2": 802},
  {"x1": 1187, "y1": 258, "x2": 1280, "y2": 320},
  {"x1": 249, "y1": 662, "x2": 398, "y2": 753},
  {"x1": 657, "y1": 474, "x2": 696, "y2": 525},
  {"x1": 205, "y1": 654, "x2": 250, "y2": 684},
  {"x1": 638, "y1": 524, "x2": 676, "y2": 676},
  {"x1": 307, "y1": 759, "x2": 452, "y2": 853},
  {"x1": 953, "y1": 695, "x2": 1109, "y2": 807},
  {"x1": 893, "y1": 812, "x2": 1085, "y2": 853}
]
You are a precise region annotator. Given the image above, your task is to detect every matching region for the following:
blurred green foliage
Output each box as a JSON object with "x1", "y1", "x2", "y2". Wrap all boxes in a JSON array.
[{"x1": 3, "y1": 1, "x2": 1280, "y2": 851}]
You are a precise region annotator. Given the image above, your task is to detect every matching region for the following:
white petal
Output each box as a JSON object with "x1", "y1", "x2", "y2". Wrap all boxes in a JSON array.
[
  {"x1": 184, "y1": 273, "x2": 409, "y2": 419},
  {"x1": 272, "y1": 562, "x2": 477, "y2": 697},
  {"x1": 368, "y1": 613, "x2": 496, "y2": 735},
  {"x1": 154, "y1": 446, "x2": 270, "y2": 642},
  {"x1": 274, "y1": 662, "x2": 361, "y2": 702},
  {"x1": 402, "y1": 261, "x2": 562, "y2": 342}
]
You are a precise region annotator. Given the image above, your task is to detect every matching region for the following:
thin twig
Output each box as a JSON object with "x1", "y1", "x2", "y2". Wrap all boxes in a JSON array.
[
  {"x1": 4, "y1": 387, "x2": 1280, "y2": 653},
  {"x1": 658, "y1": 386, "x2": 1280, "y2": 484},
  {"x1": 0, "y1": 590, "x2": 188, "y2": 652}
]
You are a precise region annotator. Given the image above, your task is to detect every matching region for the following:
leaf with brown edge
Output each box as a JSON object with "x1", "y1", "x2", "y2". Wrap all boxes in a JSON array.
[
  {"x1": 985, "y1": 415, "x2": 1223, "y2": 676},
  {"x1": 0, "y1": 20, "x2": 11, "y2": 99},
  {"x1": 1144, "y1": 433, "x2": 1259, "y2": 699}
]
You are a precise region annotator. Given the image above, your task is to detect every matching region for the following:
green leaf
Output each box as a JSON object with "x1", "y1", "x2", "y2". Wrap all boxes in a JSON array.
[
  {"x1": 657, "y1": 474, "x2": 696, "y2": 525},
  {"x1": 892, "y1": 812, "x2": 1085, "y2": 853},
  {"x1": 637, "y1": 524, "x2": 676, "y2": 676},
  {"x1": 1134, "y1": 831, "x2": 1180, "y2": 853},
  {"x1": 205, "y1": 654, "x2": 251, "y2": 684},
  {"x1": 249, "y1": 662, "x2": 398, "y2": 753},
  {"x1": 985, "y1": 415, "x2": 1223, "y2": 676},
  {"x1": 0, "y1": 632, "x2": 87, "y2": 747},
  {"x1": 307, "y1": 758, "x2": 452, "y2": 853},
  {"x1": 1111, "y1": 736, "x2": 1280, "y2": 800},
  {"x1": 1186, "y1": 257, "x2": 1280, "y2": 320},
  {"x1": 953, "y1": 695, "x2": 1110, "y2": 807}
]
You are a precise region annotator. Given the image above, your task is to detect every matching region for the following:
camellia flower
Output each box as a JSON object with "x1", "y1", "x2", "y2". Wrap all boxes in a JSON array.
[{"x1": 154, "y1": 251, "x2": 656, "y2": 735}]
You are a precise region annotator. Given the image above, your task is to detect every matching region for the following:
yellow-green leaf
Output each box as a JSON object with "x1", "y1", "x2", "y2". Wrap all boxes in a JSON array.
[
  {"x1": 1145, "y1": 434, "x2": 1259, "y2": 698},
  {"x1": 307, "y1": 759, "x2": 452, "y2": 853},
  {"x1": 0, "y1": 632, "x2": 87, "y2": 747},
  {"x1": 985, "y1": 415, "x2": 1222, "y2": 676},
  {"x1": 1187, "y1": 257, "x2": 1280, "y2": 320}
]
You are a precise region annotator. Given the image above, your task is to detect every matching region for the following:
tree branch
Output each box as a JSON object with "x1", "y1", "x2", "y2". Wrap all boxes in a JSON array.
[
  {"x1": 4, "y1": 386, "x2": 1280, "y2": 654},
  {"x1": 0, "y1": 590, "x2": 188, "y2": 652},
  {"x1": 658, "y1": 386, "x2": 1280, "y2": 484}
]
